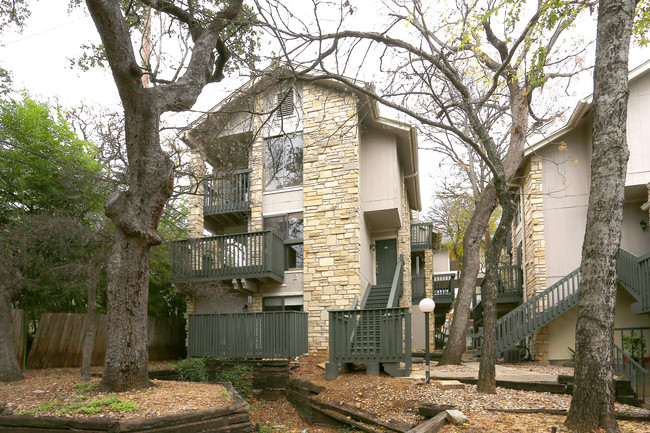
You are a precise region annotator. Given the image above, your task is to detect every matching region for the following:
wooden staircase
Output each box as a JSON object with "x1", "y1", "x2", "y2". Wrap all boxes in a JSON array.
[
  {"x1": 472, "y1": 248, "x2": 649, "y2": 401},
  {"x1": 327, "y1": 255, "x2": 411, "y2": 379}
]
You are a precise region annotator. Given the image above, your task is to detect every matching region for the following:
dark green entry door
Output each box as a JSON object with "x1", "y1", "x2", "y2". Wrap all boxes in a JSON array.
[{"x1": 376, "y1": 239, "x2": 397, "y2": 285}]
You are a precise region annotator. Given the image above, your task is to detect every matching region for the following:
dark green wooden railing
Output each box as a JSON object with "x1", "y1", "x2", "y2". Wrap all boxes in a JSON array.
[
  {"x1": 613, "y1": 343, "x2": 647, "y2": 403},
  {"x1": 433, "y1": 273, "x2": 455, "y2": 303},
  {"x1": 495, "y1": 268, "x2": 580, "y2": 357},
  {"x1": 188, "y1": 312, "x2": 308, "y2": 359},
  {"x1": 204, "y1": 168, "x2": 251, "y2": 216},
  {"x1": 618, "y1": 249, "x2": 650, "y2": 313},
  {"x1": 412, "y1": 275, "x2": 426, "y2": 305},
  {"x1": 362, "y1": 255, "x2": 404, "y2": 309},
  {"x1": 435, "y1": 329, "x2": 448, "y2": 349},
  {"x1": 411, "y1": 222, "x2": 435, "y2": 251},
  {"x1": 473, "y1": 248, "x2": 650, "y2": 360},
  {"x1": 329, "y1": 307, "x2": 411, "y2": 366},
  {"x1": 495, "y1": 265, "x2": 524, "y2": 301},
  {"x1": 473, "y1": 265, "x2": 524, "y2": 323},
  {"x1": 169, "y1": 231, "x2": 285, "y2": 283}
]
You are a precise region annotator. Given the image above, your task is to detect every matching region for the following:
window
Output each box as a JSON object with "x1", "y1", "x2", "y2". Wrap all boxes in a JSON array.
[
  {"x1": 264, "y1": 133, "x2": 303, "y2": 191},
  {"x1": 264, "y1": 212, "x2": 304, "y2": 269},
  {"x1": 263, "y1": 296, "x2": 303, "y2": 312}
]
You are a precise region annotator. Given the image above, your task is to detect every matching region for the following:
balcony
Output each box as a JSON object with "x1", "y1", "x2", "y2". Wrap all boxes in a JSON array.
[
  {"x1": 433, "y1": 273, "x2": 456, "y2": 304},
  {"x1": 169, "y1": 231, "x2": 285, "y2": 284},
  {"x1": 411, "y1": 222, "x2": 436, "y2": 252},
  {"x1": 204, "y1": 169, "x2": 251, "y2": 226}
]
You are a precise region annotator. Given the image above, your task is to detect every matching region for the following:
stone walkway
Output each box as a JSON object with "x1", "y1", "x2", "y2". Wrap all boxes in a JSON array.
[{"x1": 409, "y1": 361, "x2": 560, "y2": 383}]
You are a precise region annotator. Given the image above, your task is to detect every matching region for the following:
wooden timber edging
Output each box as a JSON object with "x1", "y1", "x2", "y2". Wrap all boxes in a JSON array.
[
  {"x1": 431, "y1": 376, "x2": 567, "y2": 394},
  {"x1": 287, "y1": 379, "x2": 415, "y2": 433},
  {"x1": 207, "y1": 359, "x2": 291, "y2": 401},
  {"x1": 0, "y1": 383, "x2": 256, "y2": 433},
  {"x1": 485, "y1": 408, "x2": 650, "y2": 421}
]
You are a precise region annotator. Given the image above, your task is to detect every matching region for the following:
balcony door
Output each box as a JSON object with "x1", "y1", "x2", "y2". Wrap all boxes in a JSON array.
[{"x1": 376, "y1": 239, "x2": 397, "y2": 285}]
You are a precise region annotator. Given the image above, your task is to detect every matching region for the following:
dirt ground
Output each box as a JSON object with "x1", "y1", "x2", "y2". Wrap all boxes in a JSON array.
[
  {"x1": 1, "y1": 358, "x2": 649, "y2": 432},
  {"x1": 288, "y1": 354, "x2": 650, "y2": 433}
]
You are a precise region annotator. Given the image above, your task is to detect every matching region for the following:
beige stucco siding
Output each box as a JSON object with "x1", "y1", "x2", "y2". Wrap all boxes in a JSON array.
[
  {"x1": 261, "y1": 188, "x2": 303, "y2": 215},
  {"x1": 621, "y1": 201, "x2": 650, "y2": 255},
  {"x1": 547, "y1": 287, "x2": 650, "y2": 361},
  {"x1": 540, "y1": 123, "x2": 591, "y2": 285},
  {"x1": 360, "y1": 129, "x2": 402, "y2": 230},
  {"x1": 626, "y1": 71, "x2": 650, "y2": 186}
]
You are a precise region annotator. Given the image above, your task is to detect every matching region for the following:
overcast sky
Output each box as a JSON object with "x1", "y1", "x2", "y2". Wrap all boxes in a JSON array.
[{"x1": 2, "y1": 1, "x2": 650, "y2": 214}]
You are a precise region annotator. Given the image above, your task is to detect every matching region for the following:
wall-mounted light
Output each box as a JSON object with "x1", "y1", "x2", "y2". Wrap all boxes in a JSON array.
[
  {"x1": 641, "y1": 220, "x2": 648, "y2": 231},
  {"x1": 370, "y1": 244, "x2": 376, "y2": 251}
]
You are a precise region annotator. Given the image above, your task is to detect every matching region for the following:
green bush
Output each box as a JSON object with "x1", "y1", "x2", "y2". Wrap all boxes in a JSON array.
[
  {"x1": 212, "y1": 363, "x2": 253, "y2": 400},
  {"x1": 623, "y1": 334, "x2": 646, "y2": 363},
  {"x1": 176, "y1": 357, "x2": 208, "y2": 382}
]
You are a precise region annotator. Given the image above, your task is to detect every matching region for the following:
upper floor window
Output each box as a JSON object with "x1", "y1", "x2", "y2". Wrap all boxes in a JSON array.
[
  {"x1": 264, "y1": 212, "x2": 303, "y2": 269},
  {"x1": 264, "y1": 133, "x2": 303, "y2": 191}
]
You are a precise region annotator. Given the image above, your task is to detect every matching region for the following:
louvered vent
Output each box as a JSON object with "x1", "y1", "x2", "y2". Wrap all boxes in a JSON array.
[{"x1": 277, "y1": 88, "x2": 295, "y2": 118}]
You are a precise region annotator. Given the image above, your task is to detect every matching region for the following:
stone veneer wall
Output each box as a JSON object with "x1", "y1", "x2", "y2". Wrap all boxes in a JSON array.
[
  {"x1": 397, "y1": 178, "x2": 412, "y2": 308},
  {"x1": 184, "y1": 149, "x2": 205, "y2": 348},
  {"x1": 301, "y1": 82, "x2": 362, "y2": 351},
  {"x1": 522, "y1": 155, "x2": 549, "y2": 362}
]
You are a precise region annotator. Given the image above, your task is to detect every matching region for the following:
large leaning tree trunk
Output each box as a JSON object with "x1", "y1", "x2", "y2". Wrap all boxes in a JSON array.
[
  {"x1": 439, "y1": 186, "x2": 496, "y2": 364},
  {"x1": 85, "y1": 0, "x2": 244, "y2": 392},
  {"x1": 441, "y1": 77, "x2": 530, "y2": 366},
  {"x1": 565, "y1": 0, "x2": 634, "y2": 430},
  {"x1": 0, "y1": 259, "x2": 24, "y2": 382}
]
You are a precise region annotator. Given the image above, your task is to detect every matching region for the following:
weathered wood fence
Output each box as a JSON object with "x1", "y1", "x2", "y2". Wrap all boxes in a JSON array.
[{"x1": 26, "y1": 313, "x2": 185, "y2": 369}]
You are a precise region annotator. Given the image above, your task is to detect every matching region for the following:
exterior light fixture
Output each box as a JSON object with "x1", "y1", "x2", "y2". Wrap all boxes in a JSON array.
[{"x1": 418, "y1": 298, "x2": 436, "y2": 384}]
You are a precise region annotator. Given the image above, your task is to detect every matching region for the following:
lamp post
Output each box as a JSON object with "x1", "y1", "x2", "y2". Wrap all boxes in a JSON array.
[{"x1": 418, "y1": 297, "x2": 435, "y2": 384}]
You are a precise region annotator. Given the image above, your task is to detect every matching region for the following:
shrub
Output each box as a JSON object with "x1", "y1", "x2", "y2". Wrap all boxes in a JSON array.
[
  {"x1": 176, "y1": 357, "x2": 208, "y2": 382},
  {"x1": 212, "y1": 363, "x2": 253, "y2": 400}
]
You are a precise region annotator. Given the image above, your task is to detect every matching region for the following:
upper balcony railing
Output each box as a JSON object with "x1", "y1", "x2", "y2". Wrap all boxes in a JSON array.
[
  {"x1": 411, "y1": 222, "x2": 435, "y2": 252},
  {"x1": 169, "y1": 231, "x2": 285, "y2": 284},
  {"x1": 433, "y1": 273, "x2": 456, "y2": 304},
  {"x1": 204, "y1": 169, "x2": 251, "y2": 216}
]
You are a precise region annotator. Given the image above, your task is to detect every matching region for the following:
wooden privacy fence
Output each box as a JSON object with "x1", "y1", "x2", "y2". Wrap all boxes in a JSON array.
[
  {"x1": 26, "y1": 313, "x2": 185, "y2": 369},
  {"x1": 188, "y1": 312, "x2": 308, "y2": 359}
]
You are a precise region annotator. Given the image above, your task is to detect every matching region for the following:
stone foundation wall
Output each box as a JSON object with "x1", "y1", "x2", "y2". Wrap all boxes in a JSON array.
[{"x1": 302, "y1": 83, "x2": 361, "y2": 351}]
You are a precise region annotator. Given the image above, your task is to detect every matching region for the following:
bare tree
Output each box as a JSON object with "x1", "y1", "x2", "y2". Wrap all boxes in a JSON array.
[
  {"x1": 565, "y1": 0, "x2": 636, "y2": 430},
  {"x1": 255, "y1": 0, "x2": 588, "y2": 389},
  {"x1": 82, "y1": 0, "x2": 251, "y2": 391}
]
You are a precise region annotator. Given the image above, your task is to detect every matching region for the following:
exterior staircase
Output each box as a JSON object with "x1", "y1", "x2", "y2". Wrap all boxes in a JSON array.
[
  {"x1": 473, "y1": 248, "x2": 649, "y2": 402},
  {"x1": 327, "y1": 255, "x2": 411, "y2": 379}
]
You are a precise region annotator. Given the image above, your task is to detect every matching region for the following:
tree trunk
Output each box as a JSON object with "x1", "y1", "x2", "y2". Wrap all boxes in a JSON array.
[
  {"x1": 439, "y1": 185, "x2": 497, "y2": 365},
  {"x1": 565, "y1": 0, "x2": 634, "y2": 430},
  {"x1": 81, "y1": 265, "x2": 100, "y2": 381},
  {"x1": 100, "y1": 231, "x2": 154, "y2": 391},
  {"x1": 477, "y1": 179, "x2": 516, "y2": 393},
  {"x1": 0, "y1": 288, "x2": 23, "y2": 382}
]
